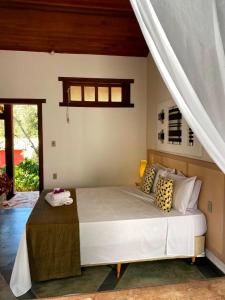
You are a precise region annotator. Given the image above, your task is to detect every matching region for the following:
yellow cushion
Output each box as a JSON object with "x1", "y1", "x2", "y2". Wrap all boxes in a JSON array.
[
  {"x1": 155, "y1": 175, "x2": 174, "y2": 212},
  {"x1": 141, "y1": 165, "x2": 156, "y2": 194}
]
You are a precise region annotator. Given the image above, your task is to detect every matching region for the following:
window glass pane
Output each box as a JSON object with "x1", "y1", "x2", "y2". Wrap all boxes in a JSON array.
[
  {"x1": 70, "y1": 86, "x2": 82, "y2": 101},
  {"x1": 111, "y1": 87, "x2": 122, "y2": 102},
  {"x1": 98, "y1": 87, "x2": 109, "y2": 102},
  {"x1": 84, "y1": 86, "x2": 95, "y2": 102}
]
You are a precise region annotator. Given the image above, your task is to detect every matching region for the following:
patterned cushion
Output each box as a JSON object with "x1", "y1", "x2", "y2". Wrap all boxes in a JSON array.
[
  {"x1": 155, "y1": 175, "x2": 174, "y2": 212},
  {"x1": 141, "y1": 165, "x2": 156, "y2": 194}
]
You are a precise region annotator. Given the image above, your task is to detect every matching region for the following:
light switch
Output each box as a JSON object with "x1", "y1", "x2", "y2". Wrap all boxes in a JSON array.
[
  {"x1": 53, "y1": 173, "x2": 57, "y2": 180},
  {"x1": 51, "y1": 141, "x2": 56, "y2": 147},
  {"x1": 208, "y1": 201, "x2": 212, "y2": 213}
]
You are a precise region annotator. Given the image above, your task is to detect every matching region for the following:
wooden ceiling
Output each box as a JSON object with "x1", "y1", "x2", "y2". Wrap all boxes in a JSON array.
[{"x1": 0, "y1": 0, "x2": 149, "y2": 57}]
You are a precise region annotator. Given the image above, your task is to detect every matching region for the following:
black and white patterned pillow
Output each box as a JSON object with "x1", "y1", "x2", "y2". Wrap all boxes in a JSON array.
[
  {"x1": 141, "y1": 166, "x2": 156, "y2": 194},
  {"x1": 154, "y1": 175, "x2": 174, "y2": 212}
]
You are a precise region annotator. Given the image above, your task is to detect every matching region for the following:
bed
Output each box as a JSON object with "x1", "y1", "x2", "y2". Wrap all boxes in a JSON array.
[
  {"x1": 10, "y1": 185, "x2": 207, "y2": 297},
  {"x1": 78, "y1": 186, "x2": 206, "y2": 265}
]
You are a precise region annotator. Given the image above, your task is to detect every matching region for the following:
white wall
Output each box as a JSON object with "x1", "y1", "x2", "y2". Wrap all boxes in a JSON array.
[
  {"x1": 0, "y1": 51, "x2": 148, "y2": 188},
  {"x1": 147, "y1": 54, "x2": 212, "y2": 162}
]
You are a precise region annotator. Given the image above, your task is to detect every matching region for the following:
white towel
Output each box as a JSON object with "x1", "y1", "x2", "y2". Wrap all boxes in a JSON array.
[
  {"x1": 51, "y1": 191, "x2": 70, "y2": 200},
  {"x1": 45, "y1": 192, "x2": 73, "y2": 207},
  {"x1": 48, "y1": 197, "x2": 73, "y2": 207},
  {"x1": 63, "y1": 198, "x2": 73, "y2": 205},
  {"x1": 45, "y1": 195, "x2": 73, "y2": 207}
]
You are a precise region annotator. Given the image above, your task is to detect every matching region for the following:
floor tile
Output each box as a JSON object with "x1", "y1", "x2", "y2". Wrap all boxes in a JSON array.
[
  {"x1": 0, "y1": 273, "x2": 16, "y2": 300},
  {"x1": 116, "y1": 259, "x2": 205, "y2": 290},
  {"x1": 32, "y1": 266, "x2": 111, "y2": 298}
]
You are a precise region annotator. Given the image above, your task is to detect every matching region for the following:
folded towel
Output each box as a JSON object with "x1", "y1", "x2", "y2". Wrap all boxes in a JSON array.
[
  {"x1": 48, "y1": 197, "x2": 73, "y2": 207},
  {"x1": 63, "y1": 198, "x2": 73, "y2": 205},
  {"x1": 45, "y1": 193, "x2": 73, "y2": 207},
  {"x1": 45, "y1": 193, "x2": 53, "y2": 202},
  {"x1": 48, "y1": 191, "x2": 71, "y2": 201}
]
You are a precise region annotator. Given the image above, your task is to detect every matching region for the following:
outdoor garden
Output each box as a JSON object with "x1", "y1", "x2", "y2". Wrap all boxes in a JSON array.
[{"x1": 0, "y1": 105, "x2": 39, "y2": 192}]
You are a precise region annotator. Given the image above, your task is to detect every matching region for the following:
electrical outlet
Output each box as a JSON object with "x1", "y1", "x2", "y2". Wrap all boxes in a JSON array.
[
  {"x1": 208, "y1": 200, "x2": 212, "y2": 213},
  {"x1": 51, "y1": 141, "x2": 56, "y2": 147},
  {"x1": 53, "y1": 173, "x2": 57, "y2": 180}
]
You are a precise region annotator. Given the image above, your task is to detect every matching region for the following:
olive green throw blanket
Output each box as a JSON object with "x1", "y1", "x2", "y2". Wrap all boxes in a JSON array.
[{"x1": 26, "y1": 189, "x2": 81, "y2": 282}]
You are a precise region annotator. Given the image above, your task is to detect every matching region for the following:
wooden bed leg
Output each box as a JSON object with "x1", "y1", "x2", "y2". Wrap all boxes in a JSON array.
[
  {"x1": 117, "y1": 263, "x2": 121, "y2": 279},
  {"x1": 191, "y1": 257, "x2": 196, "y2": 264}
]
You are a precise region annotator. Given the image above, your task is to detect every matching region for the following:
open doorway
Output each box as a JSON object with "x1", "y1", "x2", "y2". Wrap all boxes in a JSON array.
[
  {"x1": 0, "y1": 113, "x2": 6, "y2": 174},
  {"x1": 13, "y1": 105, "x2": 39, "y2": 193},
  {"x1": 0, "y1": 99, "x2": 45, "y2": 205}
]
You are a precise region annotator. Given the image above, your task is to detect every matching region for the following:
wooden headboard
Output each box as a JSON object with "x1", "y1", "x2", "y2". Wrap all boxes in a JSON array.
[{"x1": 148, "y1": 149, "x2": 225, "y2": 263}]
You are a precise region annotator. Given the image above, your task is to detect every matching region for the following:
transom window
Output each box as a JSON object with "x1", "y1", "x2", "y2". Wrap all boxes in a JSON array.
[{"x1": 59, "y1": 77, "x2": 134, "y2": 107}]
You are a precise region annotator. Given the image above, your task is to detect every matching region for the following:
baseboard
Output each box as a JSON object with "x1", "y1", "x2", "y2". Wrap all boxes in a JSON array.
[{"x1": 206, "y1": 249, "x2": 225, "y2": 274}]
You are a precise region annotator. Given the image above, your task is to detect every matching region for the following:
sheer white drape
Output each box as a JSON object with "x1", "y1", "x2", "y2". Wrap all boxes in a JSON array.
[{"x1": 130, "y1": 0, "x2": 225, "y2": 172}]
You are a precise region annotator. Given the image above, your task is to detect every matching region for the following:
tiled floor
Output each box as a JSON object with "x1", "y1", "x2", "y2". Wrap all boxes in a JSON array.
[
  {"x1": 0, "y1": 207, "x2": 224, "y2": 300},
  {"x1": 34, "y1": 278, "x2": 225, "y2": 300}
]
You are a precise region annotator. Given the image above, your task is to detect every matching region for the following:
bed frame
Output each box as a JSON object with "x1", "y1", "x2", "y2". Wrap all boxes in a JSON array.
[
  {"x1": 115, "y1": 148, "x2": 213, "y2": 279},
  {"x1": 116, "y1": 235, "x2": 205, "y2": 278},
  {"x1": 148, "y1": 148, "x2": 225, "y2": 264}
]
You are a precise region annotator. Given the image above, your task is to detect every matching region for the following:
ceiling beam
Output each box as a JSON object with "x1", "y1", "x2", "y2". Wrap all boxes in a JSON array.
[{"x1": 0, "y1": 0, "x2": 149, "y2": 57}]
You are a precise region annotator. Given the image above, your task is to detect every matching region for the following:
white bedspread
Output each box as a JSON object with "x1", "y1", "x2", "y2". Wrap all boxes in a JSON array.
[
  {"x1": 10, "y1": 230, "x2": 31, "y2": 297},
  {"x1": 77, "y1": 186, "x2": 205, "y2": 264},
  {"x1": 10, "y1": 186, "x2": 207, "y2": 297}
]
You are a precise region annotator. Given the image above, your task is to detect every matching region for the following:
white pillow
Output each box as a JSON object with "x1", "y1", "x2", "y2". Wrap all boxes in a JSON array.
[
  {"x1": 177, "y1": 170, "x2": 185, "y2": 176},
  {"x1": 168, "y1": 173, "x2": 196, "y2": 214},
  {"x1": 176, "y1": 171, "x2": 202, "y2": 210},
  {"x1": 154, "y1": 163, "x2": 175, "y2": 174},
  {"x1": 187, "y1": 179, "x2": 202, "y2": 209},
  {"x1": 152, "y1": 169, "x2": 168, "y2": 193}
]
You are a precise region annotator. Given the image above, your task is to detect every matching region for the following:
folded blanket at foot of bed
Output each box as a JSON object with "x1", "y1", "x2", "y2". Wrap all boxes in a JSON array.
[{"x1": 26, "y1": 189, "x2": 81, "y2": 281}]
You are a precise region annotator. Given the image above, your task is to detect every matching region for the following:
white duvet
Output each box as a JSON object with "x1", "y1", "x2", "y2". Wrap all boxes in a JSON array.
[
  {"x1": 77, "y1": 186, "x2": 206, "y2": 264},
  {"x1": 10, "y1": 186, "x2": 207, "y2": 297}
]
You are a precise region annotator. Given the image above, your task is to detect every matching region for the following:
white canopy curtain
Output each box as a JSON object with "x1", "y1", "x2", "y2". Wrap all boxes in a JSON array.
[{"x1": 130, "y1": 0, "x2": 225, "y2": 173}]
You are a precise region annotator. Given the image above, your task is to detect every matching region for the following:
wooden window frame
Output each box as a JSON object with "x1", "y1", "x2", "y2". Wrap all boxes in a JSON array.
[{"x1": 58, "y1": 77, "x2": 134, "y2": 108}]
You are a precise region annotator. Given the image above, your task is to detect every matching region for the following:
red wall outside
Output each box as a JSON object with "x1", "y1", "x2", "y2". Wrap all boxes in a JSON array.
[{"x1": 0, "y1": 150, "x2": 24, "y2": 168}]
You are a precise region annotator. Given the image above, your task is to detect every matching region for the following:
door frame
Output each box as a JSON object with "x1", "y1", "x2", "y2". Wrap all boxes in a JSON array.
[{"x1": 0, "y1": 98, "x2": 46, "y2": 194}]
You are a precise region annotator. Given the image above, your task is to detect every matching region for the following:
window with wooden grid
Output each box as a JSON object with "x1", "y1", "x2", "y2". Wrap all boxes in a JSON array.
[{"x1": 59, "y1": 77, "x2": 134, "y2": 108}]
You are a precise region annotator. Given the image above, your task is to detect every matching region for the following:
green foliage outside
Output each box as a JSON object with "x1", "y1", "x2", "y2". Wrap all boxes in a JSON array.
[
  {"x1": 0, "y1": 159, "x2": 39, "y2": 191},
  {"x1": 14, "y1": 105, "x2": 38, "y2": 138},
  {"x1": 0, "y1": 166, "x2": 6, "y2": 174},
  {"x1": 15, "y1": 159, "x2": 39, "y2": 191},
  {"x1": 0, "y1": 105, "x2": 38, "y2": 140},
  {"x1": 0, "y1": 105, "x2": 39, "y2": 191}
]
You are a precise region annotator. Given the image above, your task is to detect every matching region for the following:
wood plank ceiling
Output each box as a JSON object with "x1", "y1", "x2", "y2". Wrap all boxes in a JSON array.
[{"x1": 0, "y1": 0, "x2": 149, "y2": 57}]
